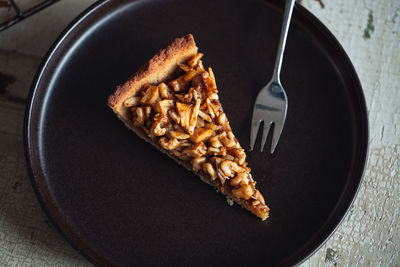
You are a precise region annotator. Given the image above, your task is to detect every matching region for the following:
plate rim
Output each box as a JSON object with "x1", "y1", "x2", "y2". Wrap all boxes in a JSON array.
[{"x1": 23, "y1": 0, "x2": 369, "y2": 266}]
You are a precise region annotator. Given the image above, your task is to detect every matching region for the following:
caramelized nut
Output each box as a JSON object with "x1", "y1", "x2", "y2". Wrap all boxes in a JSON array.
[
  {"x1": 124, "y1": 96, "x2": 140, "y2": 107},
  {"x1": 190, "y1": 128, "x2": 214, "y2": 143},
  {"x1": 169, "y1": 76, "x2": 187, "y2": 92},
  {"x1": 176, "y1": 102, "x2": 191, "y2": 131},
  {"x1": 202, "y1": 163, "x2": 217, "y2": 180},
  {"x1": 232, "y1": 184, "x2": 253, "y2": 200},
  {"x1": 233, "y1": 148, "x2": 246, "y2": 165},
  {"x1": 224, "y1": 154, "x2": 235, "y2": 161},
  {"x1": 209, "y1": 136, "x2": 222, "y2": 148},
  {"x1": 167, "y1": 131, "x2": 190, "y2": 140},
  {"x1": 221, "y1": 135, "x2": 236, "y2": 148},
  {"x1": 253, "y1": 190, "x2": 266, "y2": 205},
  {"x1": 214, "y1": 131, "x2": 226, "y2": 139},
  {"x1": 217, "y1": 168, "x2": 228, "y2": 184},
  {"x1": 159, "y1": 137, "x2": 180, "y2": 150},
  {"x1": 207, "y1": 146, "x2": 227, "y2": 156},
  {"x1": 217, "y1": 113, "x2": 226, "y2": 126},
  {"x1": 208, "y1": 98, "x2": 220, "y2": 117},
  {"x1": 188, "y1": 99, "x2": 201, "y2": 134},
  {"x1": 207, "y1": 147, "x2": 219, "y2": 154},
  {"x1": 210, "y1": 157, "x2": 223, "y2": 166},
  {"x1": 169, "y1": 80, "x2": 180, "y2": 92},
  {"x1": 209, "y1": 93, "x2": 219, "y2": 100},
  {"x1": 196, "y1": 59, "x2": 205, "y2": 71},
  {"x1": 178, "y1": 87, "x2": 200, "y2": 104},
  {"x1": 134, "y1": 107, "x2": 145, "y2": 126},
  {"x1": 220, "y1": 160, "x2": 242, "y2": 177},
  {"x1": 206, "y1": 98, "x2": 215, "y2": 118},
  {"x1": 141, "y1": 85, "x2": 160, "y2": 105},
  {"x1": 191, "y1": 157, "x2": 206, "y2": 172},
  {"x1": 204, "y1": 123, "x2": 220, "y2": 131},
  {"x1": 169, "y1": 110, "x2": 180, "y2": 124},
  {"x1": 184, "y1": 69, "x2": 198, "y2": 82},
  {"x1": 194, "y1": 87, "x2": 202, "y2": 101},
  {"x1": 156, "y1": 99, "x2": 174, "y2": 115},
  {"x1": 227, "y1": 131, "x2": 235, "y2": 140},
  {"x1": 188, "y1": 53, "x2": 203, "y2": 67},
  {"x1": 178, "y1": 140, "x2": 192, "y2": 148},
  {"x1": 182, "y1": 142, "x2": 207, "y2": 158},
  {"x1": 196, "y1": 117, "x2": 205, "y2": 128},
  {"x1": 208, "y1": 67, "x2": 216, "y2": 83},
  {"x1": 158, "y1": 83, "x2": 173, "y2": 99},
  {"x1": 230, "y1": 172, "x2": 248, "y2": 187},
  {"x1": 198, "y1": 110, "x2": 212, "y2": 122},
  {"x1": 151, "y1": 114, "x2": 168, "y2": 136},
  {"x1": 202, "y1": 70, "x2": 217, "y2": 94},
  {"x1": 144, "y1": 106, "x2": 152, "y2": 119}
]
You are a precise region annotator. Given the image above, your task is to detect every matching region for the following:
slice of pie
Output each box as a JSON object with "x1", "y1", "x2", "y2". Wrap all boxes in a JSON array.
[{"x1": 108, "y1": 34, "x2": 269, "y2": 220}]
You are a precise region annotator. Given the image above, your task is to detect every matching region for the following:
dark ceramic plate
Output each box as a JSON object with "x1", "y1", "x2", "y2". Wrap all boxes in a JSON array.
[{"x1": 24, "y1": 0, "x2": 368, "y2": 266}]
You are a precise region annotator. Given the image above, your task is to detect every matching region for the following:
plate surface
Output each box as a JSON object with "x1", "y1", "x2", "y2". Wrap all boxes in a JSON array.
[{"x1": 24, "y1": 0, "x2": 368, "y2": 266}]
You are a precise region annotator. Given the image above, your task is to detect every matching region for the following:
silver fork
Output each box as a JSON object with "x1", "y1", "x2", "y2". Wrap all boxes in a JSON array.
[{"x1": 250, "y1": 0, "x2": 295, "y2": 153}]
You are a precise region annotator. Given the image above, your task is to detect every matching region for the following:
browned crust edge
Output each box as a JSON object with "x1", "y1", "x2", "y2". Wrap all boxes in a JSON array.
[
  {"x1": 108, "y1": 34, "x2": 198, "y2": 120},
  {"x1": 107, "y1": 34, "x2": 269, "y2": 221}
]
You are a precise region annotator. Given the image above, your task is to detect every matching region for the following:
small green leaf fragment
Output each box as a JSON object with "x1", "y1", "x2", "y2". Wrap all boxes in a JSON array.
[
  {"x1": 363, "y1": 10, "x2": 375, "y2": 39},
  {"x1": 325, "y1": 248, "x2": 337, "y2": 263}
]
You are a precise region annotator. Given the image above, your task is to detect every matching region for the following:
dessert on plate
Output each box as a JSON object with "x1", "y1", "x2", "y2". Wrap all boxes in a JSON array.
[{"x1": 108, "y1": 34, "x2": 269, "y2": 220}]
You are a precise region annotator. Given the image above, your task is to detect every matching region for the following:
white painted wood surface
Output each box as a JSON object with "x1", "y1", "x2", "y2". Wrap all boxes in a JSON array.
[{"x1": 0, "y1": 0, "x2": 399, "y2": 266}]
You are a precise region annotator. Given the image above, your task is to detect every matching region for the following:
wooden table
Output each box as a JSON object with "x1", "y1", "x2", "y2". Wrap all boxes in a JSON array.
[{"x1": 0, "y1": 0, "x2": 399, "y2": 265}]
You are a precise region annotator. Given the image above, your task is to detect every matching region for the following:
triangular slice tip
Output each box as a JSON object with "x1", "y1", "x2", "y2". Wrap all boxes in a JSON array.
[{"x1": 108, "y1": 34, "x2": 269, "y2": 220}]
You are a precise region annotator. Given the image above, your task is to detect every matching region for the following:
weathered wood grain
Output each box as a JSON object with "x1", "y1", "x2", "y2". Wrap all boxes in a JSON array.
[
  {"x1": 0, "y1": 0, "x2": 398, "y2": 266},
  {"x1": 300, "y1": 0, "x2": 400, "y2": 266}
]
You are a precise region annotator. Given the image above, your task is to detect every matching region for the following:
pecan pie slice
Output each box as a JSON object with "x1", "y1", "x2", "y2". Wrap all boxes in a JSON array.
[{"x1": 108, "y1": 34, "x2": 269, "y2": 220}]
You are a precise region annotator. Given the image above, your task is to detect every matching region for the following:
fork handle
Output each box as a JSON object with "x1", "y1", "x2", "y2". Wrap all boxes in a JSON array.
[{"x1": 272, "y1": 0, "x2": 295, "y2": 82}]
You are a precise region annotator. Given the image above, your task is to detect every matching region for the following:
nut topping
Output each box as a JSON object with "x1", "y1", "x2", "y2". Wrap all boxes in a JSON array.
[
  {"x1": 202, "y1": 163, "x2": 217, "y2": 180},
  {"x1": 159, "y1": 137, "x2": 180, "y2": 150},
  {"x1": 220, "y1": 160, "x2": 242, "y2": 177},
  {"x1": 134, "y1": 107, "x2": 145, "y2": 126},
  {"x1": 182, "y1": 142, "x2": 207, "y2": 158},
  {"x1": 167, "y1": 131, "x2": 190, "y2": 140},
  {"x1": 124, "y1": 96, "x2": 140, "y2": 107},
  {"x1": 151, "y1": 114, "x2": 168, "y2": 136},
  {"x1": 176, "y1": 102, "x2": 191, "y2": 131},
  {"x1": 158, "y1": 83, "x2": 173, "y2": 99},
  {"x1": 168, "y1": 110, "x2": 180, "y2": 124},
  {"x1": 188, "y1": 99, "x2": 201, "y2": 134},
  {"x1": 230, "y1": 172, "x2": 248, "y2": 187},
  {"x1": 188, "y1": 53, "x2": 203, "y2": 67},
  {"x1": 209, "y1": 136, "x2": 223, "y2": 148},
  {"x1": 156, "y1": 99, "x2": 174, "y2": 116},
  {"x1": 204, "y1": 123, "x2": 220, "y2": 131},
  {"x1": 232, "y1": 184, "x2": 254, "y2": 200},
  {"x1": 190, "y1": 128, "x2": 214, "y2": 143},
  {"x1": 198, "y1": 110, "x2": 212, "y2": 122},
  {"x1": 217, "y1": 113, "x2": 226, "y2": 126},
  {"x1": 124, "y1": 52, "x2": 267, "y2": 212},
  {"x1": 169, "y1": 76, "x2": 187, "y2": 92},
  {"x1": 191, "y1": 157, "x2": 206, "y2": 172},
  {"x1": 141, "y1": 85, "x2": 160, "y2": 105}
]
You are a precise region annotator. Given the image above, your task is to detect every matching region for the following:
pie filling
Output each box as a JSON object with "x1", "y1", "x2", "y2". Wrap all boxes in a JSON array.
[{"x1": 123, "y1": 53, "x2": 269, "y2": 220}]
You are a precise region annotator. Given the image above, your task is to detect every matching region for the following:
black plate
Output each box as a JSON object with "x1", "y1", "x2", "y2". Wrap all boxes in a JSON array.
[{"x1": 24, "y1": 0, "x2": 368, "y2": 266}]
